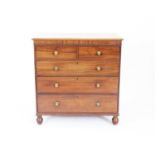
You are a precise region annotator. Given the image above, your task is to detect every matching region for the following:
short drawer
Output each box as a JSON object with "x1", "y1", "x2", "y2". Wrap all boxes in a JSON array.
[
  {"x1": 35, "y1": 46, "x2": 77, "y2": 60},
  {"x1": 37, "y1": 95, "x2": 117, "y2": 113},
  {"x1": 36, "y1": 60, "x2": 119, "y2": 76},
  {"x1": 37, "y1": 77, "x2": 118, "y2": 94},
  {"x1": 79, "y1": 46, "x2": 120, "y2": 60}
]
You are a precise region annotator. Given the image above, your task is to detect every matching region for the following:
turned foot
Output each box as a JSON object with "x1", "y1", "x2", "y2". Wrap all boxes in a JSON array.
[
  {"x1": 36, "y1": 115, "x2": 43, "y2": 124},
  {"x1": 112, "y1": 116, "x2": 119, "y2": 125}
]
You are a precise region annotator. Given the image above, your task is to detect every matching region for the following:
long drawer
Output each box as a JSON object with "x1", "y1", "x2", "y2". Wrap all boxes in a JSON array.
[
  {"x1": 37, "y1": 95, "x2": 118, "y2": 113},
  {"x1": 36, "y1": 60, "x2": 119, "y2": 76},
  {"x1": 37, "y1": 77, "x2": 118, "y2": 94}
]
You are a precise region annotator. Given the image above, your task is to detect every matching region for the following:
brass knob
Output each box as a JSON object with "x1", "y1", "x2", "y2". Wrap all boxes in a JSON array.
[
  {"x1": 96, "y1": 66, "x2": 102, "y2": 71},
  {"x1": 53, "y1": 66, "x2": 59, "y2": 71},
  {"x1": 96, "y1": 83, "x2": 101, "y2": 88},
  {"x1": 54, "y1": 82, "x2": 59, "y2": 88},
  {"x1": 53, "y1": 50, "x2": 59, "y2": 56},
  {"x1": 96, "y1": 102, "x2": 101, "y2": 107},
  {"x1": 96, "y1": 51, "x2": 102, "y2": 56},
  {"x1": 54, "y1": 101, "x2": 60, "y2": 107}
]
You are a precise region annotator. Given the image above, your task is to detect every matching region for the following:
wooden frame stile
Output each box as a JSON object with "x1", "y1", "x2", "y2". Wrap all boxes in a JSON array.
[
  {"x1": 113, "y1": 41, "x2": 122, "y2": 124},
  {"x1": 34, "y1": 42, "x2": 43, "y2": 124}
]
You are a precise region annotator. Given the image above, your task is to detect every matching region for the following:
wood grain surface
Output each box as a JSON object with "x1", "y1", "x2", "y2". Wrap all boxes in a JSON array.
[
  {"x1": 33, "y1": 38, "x2": 122, "y2": 124},
  {"x1": 36, "y1": 60, "x2": 119, "y2": 76},
  {"x1": 37, "y1": 95, "x2": 117, "y2": 113},
  {"x1": 36, "y1": 46, "x2": 77, "y2": 60},
  {"x1": 37, "y1": 77, "x2": 118, "y2": 94},
  {"x1": 79, "y1": 46, "x2": 120, "y2": 59}
]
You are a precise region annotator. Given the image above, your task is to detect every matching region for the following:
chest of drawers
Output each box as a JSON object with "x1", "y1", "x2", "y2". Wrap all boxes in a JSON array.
[{"x1": 33, "y1": 35, "x2": 122, "y2": 125}]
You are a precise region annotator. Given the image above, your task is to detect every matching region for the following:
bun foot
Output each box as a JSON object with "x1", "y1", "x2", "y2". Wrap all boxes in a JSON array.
[
  {"x1": 112, "y1": 116, "x2": 119, "y2": 125},
  {"x1": 36, "y1": 115, "x2": 43, "y2": 124}
]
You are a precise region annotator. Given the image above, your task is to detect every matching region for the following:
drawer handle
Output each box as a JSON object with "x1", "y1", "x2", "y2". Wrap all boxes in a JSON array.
[
  {"x1": 96, "y1": 51, "x2": 102, "y2": 56},
  {"x1": 53, "y1": 66, "x2": 59, "y2": 71},
  {"x1": 96, "y1": 102, "x2": 101, "y2": 107},
  {"x1": 53, "y1": 50, "x2": 59, "y2": 56},
  {"x1": 96, "y1": 83, "x2": 101, "y2": 88},
  {"x1": 54, "y1": 82, "x2": 59, "y2": 88},
  {"x1": 54, "y1": 101, "x2": 60, "y2": 107},
  {"x1": 96, "y1": 66, "x2": 102, "y2": 71}
]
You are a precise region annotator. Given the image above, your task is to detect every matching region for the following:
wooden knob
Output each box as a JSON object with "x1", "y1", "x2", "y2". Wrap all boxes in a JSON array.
[
  {"x1": 53, "y1": 66, "x2": 59, "y2": 71},
  {"x1": 96, "y1": 66, "x2": 102, "y2": 71},
  {"x1": 96, "y1": 83, "x2": 101, "y2": 88},
  {"x1": 54, "y1": 83, "x2": 59, "y2": 88},
  {"x1": 54, "y1": 101, "x2": 60, "y2": 107},
  {"x1": 53, "y1": 50, "x2": 59, "y2": 56},
  {"x1": 96, "y1": 51, "x2": 102, "y2": 56},
  {"x1": 96, "y1": 102, "x2": 101, "y2": 107}
]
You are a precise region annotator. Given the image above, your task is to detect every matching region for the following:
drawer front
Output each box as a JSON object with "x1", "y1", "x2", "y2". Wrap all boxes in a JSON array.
[
  {"x1": 36, "y1": 46, "x2": 77, "y2": 60},
  {"x1": 36, "y1": 60, "x2": 119, "y2": 76},
  {"x1": 37, "y1": 77, "x2": 118, "y2": 94},
  {"x1": 79, "y1": 46, "x2": 120, "y2": 60},
  {"x1": 38, "y1": 95, "x2": 117, "y2": 113}
]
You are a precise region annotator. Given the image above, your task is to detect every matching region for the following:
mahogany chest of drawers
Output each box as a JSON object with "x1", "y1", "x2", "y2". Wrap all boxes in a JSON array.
[{"x1": 33, "y1": 35, "x2": 122, "y2": 125}]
